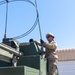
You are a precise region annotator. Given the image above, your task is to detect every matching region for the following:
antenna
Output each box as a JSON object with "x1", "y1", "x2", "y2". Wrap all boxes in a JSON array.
[{"x1": 4, "y1": 0, "x2": 9, "y2": 38}]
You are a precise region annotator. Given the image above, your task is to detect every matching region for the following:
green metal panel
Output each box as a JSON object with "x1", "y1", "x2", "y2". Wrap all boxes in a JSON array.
[
  {"x1": 0, "y1": 66, "x2": 24, "y2": 75},
  {"x1": 20, "y1": 43, "x2": 39, "y2": 56},
  {"x1": 24, "y1": 66, "x2": 39, "y2": 75},
  {"x1": 0, "y1": 61, "x2": 11, "y2": 67},
  {"x1": 0, "y1": 66, "x2": 39, "y2": 75},
  {"x1": 18, "y1": 55, "x2": 40, "y2": 69},
  {"x1": 17, "y1": 55, "x2": 46, "y2": 75},
  {"x1": 40, "y1": 56, "x2": 46, "y2": 75}
]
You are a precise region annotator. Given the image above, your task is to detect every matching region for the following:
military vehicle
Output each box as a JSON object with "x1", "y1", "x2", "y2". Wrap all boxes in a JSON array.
[
  {"x1": 0, "y1": 38, "x2": 46, "y2": 75},
  {"x1": 0, "y1": 0, "x2": 47, "y2": 75}
]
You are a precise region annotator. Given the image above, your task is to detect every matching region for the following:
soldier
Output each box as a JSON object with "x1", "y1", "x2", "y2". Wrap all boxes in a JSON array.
[{"x1": 34, "y1": 33, "x2": 58, "y2": 75}]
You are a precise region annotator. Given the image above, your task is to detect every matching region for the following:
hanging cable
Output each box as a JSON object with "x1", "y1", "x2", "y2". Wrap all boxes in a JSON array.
[
  {"x1": 10, "y1": 0, "x2": 38, "y2": 39},
  {"x1": 11, "y1": 0, "x2": 38, "y2": 39},
  {"x1": 35, "y1": 0, "x2": 43, "y2": 52},
  {"x1": 0, "y1": 0, "x2": 42, "y2": 39},
  {"x1": 12, "y1": 17, "x2": 38, "y2": 39},
  {"x1": 0, "y1": 0, "x2": 37, "y2": 39},
  {"x1": 35, "y1": 0, "x2": 42, "y2": 39},
  {"x1": 0, "y1": 1, "x2": 6, "y2": 5},
  {"x1": 4, "y1": 0, "x2": 9, "y2": 38}
]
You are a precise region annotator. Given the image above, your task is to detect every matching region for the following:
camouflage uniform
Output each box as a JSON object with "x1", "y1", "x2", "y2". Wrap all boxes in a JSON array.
[{"x1": 44, "y1": 40, "x2": 58, "y2": 75}]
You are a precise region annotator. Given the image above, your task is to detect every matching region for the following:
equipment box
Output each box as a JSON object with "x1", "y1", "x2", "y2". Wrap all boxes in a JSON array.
[
  {"x1": 18, "y1": 55, "x2": 46, "y2": 75},
  {"x1": 0, "y1": 66, "x2": 39, "y2": 75}
]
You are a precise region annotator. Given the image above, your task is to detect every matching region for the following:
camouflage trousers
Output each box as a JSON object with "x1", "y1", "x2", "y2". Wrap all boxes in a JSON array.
[{"x1": 47, "y1": 60, "x2": 58, "y2": 75}]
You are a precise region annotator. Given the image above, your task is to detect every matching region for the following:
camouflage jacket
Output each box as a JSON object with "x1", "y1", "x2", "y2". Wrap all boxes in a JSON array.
[{"x1": 44, "y1": 41, "x2": 58, "y2": 62}]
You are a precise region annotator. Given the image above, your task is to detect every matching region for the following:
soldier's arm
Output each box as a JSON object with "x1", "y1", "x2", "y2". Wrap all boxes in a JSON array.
[
  {"x1": 42, "y1": 42, "x2": 57, "y2": 50},
  {"x1": 34, "y1": 41, "x2": 41, "y2": 46}
]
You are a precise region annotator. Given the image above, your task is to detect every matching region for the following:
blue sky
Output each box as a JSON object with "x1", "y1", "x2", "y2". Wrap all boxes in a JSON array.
[{"x1": 0, "y1": 0, "x2": 75, "y2": 49}]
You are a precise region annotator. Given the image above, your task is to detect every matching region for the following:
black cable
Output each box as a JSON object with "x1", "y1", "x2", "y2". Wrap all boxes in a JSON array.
[
  {"x1": 0, "y1": 1, "x2": 6, "y2": 5},
  {"x1": 35, "y1": 0, "x2": 42, "y2": 39},
  {"x1": 0, "y1": 0, "x2": 35, "y2": 6},
  {"x1": 11, "y1": 0, "x2": 38, "y2": 39},
  {"x1": 0, "y1": 0, "x2": 42, "y2": 40},
  {"x1": 6, "y1": 0, "x2": 9, "y2": 3},
  {"x1": 0, "y1": 0, "x2": 38, "y2": 39},
  {"x1": 35, "y1": 0, "x2": 44, "y2": 52},
  {"x1": 12, "y1": 17, "x2": 38, "y2": 39},
  {"x1": 10, "y1": 0, "x2": 35, "y2": 6}
]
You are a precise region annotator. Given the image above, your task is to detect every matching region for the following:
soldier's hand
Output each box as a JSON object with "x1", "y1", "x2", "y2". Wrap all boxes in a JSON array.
[{"x1": 40, "y1": 39, "x2": 44, "y2": 44}]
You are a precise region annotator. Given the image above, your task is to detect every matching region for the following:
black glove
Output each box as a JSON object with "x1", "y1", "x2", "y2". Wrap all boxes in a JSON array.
[
  {"x1": 40, "y1": 39, "x2": 44, "y2": 44},
  {"x1": 29, "y1": 38, "x2": 34, "y2": 43}
]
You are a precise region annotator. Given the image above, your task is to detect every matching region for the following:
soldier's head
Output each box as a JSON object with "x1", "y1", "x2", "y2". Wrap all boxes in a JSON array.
[{"x1": 46, "y1": 32, "x2": 54, "y2": 42}]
